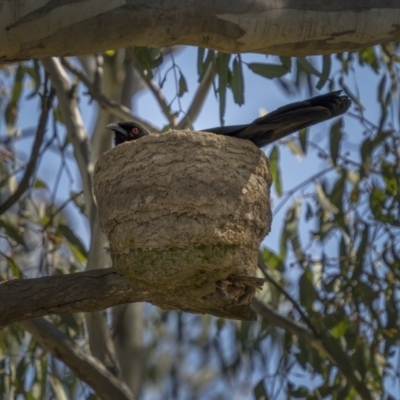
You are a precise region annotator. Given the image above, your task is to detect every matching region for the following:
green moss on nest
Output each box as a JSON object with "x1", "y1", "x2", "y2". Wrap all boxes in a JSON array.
[{"x1": 112, "y1": 243, "x2": 241, "y2": 287}]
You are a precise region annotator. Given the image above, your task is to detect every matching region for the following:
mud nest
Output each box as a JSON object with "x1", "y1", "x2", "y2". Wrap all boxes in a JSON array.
[{"x1": 94, "y1": 130, "x2": 272, "y2": 320}]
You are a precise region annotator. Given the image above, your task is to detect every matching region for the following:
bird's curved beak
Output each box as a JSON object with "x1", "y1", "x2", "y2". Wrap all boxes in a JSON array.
[{"x1": 106, "y1": 123, "x2": 128, "y2": 136}]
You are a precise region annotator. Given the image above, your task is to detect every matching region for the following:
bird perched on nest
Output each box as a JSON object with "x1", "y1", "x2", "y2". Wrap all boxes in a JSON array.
[{"x1": 107, "y1": 91, "x2": 351, "y2": 147}]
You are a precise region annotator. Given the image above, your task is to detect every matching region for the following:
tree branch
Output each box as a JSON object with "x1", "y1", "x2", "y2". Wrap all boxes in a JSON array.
[
  {"x1": 0, "y1": 266, "x2": 257, "y2": 328},
  {"x1": 0, "y1": 89, "x2": 55, "y2": 215},
  {"x1": 2, "y1": 1, "x2": 400, "y2": 61},
  {"x1": 273, "y1": 166, "x2": 334, "y2": 216},
  {"x1": 20, "y1": 318, "x2": 135, "y2": 400},
  {"x1": 81, "y1": 51, "x2": 127, "y2": 376},
  {"x1": 60, "y1": 57, "x2": 158, "y2": 133},
  {"x1": 0, "y1": 268, "x2": 146, "y2": 328},
  {"x1": 257, "y1": 261, "x2": 319, "y2": 337},
  {"x1": 131, "y1": 55, "x2": 178, "y2": 127},
  {"x1": 176, "y1": 63, "x2": 215, "y2": 129},
  {"x1": 42, "y1": 57, "x2": 95, "y2": 219}
]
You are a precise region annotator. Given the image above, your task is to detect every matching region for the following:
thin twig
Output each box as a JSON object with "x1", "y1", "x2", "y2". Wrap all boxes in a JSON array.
[
  {"x1": 131, "y1": 54, "x2": 178, "y2": 127},
  {"x1": 273, "y1": 166, "x2": 333, "y2": 215},
  {"x1": 252, "y1": 298, "x2": 317, "y2": 343},
  {"x1": 60, "y1": 57, "x2": 158, "y2": 133},
  {"x1": 44, "y1": 191, "x2": 83, "y2": 229},
  {"x1": 176, "y1": 63, "x2": 215, "y2": 129},
  {"x1": 0, "y1": 88, "x2": 55, "y2": 215},
  {"x1": 257, "y1": 261, "x2": 319, "y2": 337}
]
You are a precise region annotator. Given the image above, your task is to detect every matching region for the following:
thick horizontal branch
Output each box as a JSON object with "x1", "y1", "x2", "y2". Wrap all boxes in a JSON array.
[
  {"x1": 0, "y1": 266, "x2": 257, "y2": 328},
  {"x1": 2, "y1": 0, "x2": 400, "y2": 61},
  {"x1": 0, "y1": 268, "x2": 146, "y2": 328}
]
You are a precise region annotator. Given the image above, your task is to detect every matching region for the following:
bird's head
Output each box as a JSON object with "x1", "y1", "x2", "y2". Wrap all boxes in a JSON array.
[{"x1": 107, "y1": 122, "x2": 151, "y2": 146}]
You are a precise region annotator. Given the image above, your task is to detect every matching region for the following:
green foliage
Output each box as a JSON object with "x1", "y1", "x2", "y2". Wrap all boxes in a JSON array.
[
  {"x1": 231, "y1": 56, "x2": 245, "y2": 105},
  {"x1": 131, "y1": 47, "x2": 163, "y2": 78},
  {"x1": 178, "y1": 71, "x2": 188, "y2": 97},
  {"x1": 247, "y1": 62, "x2": 290, "y2": 78},
  {"x1": 216, "y1": 52, "x2": 230, "y2": 125},
  {"x1": 280, "y1": 199, "x2": 303, "y2": 262},
  {"x1": 258, "y1": 44, "x2": 400, "y2": 399},
  {"x1": 5, "y1": 64, "x2": 25, "y2": 128},
  {"x1": 253, "y1": 379, "x2": 269, "y2": 399},
  {"x1": 268, "y1": 145, "x2": 282, "y2": 196},
  {"x1": 329, "y1": 119, "x2": 342, "y2": 165}
]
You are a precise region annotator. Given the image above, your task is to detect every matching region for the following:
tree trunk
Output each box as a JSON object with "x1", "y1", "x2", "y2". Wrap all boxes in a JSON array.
[{"x1": 1, "y1": 0, "x2": 399, "y2": 61}]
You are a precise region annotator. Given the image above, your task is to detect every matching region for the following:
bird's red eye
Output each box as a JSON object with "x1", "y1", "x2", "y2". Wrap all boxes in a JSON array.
[{"x1": 131, "y1": 127, "x2": 139, "y2": 135}]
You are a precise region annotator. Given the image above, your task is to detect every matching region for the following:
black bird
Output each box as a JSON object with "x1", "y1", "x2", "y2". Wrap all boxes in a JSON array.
[
  {"x1": 107, "y1": 91, "x2": 351, "y2": 148},
  {"x1": 107, "y1": 121, "x2": 151, "y2": 146}
]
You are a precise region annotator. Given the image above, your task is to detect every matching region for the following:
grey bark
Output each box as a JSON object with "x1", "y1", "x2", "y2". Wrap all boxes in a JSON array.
[
  {"x1": 0, "y1": 268, "x2": 143, "y2": 328},
  {"x1": 1, "y1": 1, "x2": 400, "y2": 62},
  {"x1": 113, "y1": 304, "x2": 145, "y2": 399},
  {"x1": 84, "y1": 51, "x2": 126, "y2": 377},
  {"x1": 0, "y1": 265, "x2": 262, "y2": 328},
  {"x1": 20, "y1": 318, "x2": 135, "y2": 400}
]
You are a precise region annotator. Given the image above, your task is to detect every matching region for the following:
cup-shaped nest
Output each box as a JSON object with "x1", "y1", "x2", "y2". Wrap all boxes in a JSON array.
[{"x1": 94, "y1": 130, "x2": 272, "y2": 320}]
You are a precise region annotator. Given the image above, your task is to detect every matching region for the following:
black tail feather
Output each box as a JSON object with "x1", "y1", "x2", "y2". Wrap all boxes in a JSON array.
[{"x1": 202, "y1": 91, "x2": 351, "y2": 148}]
